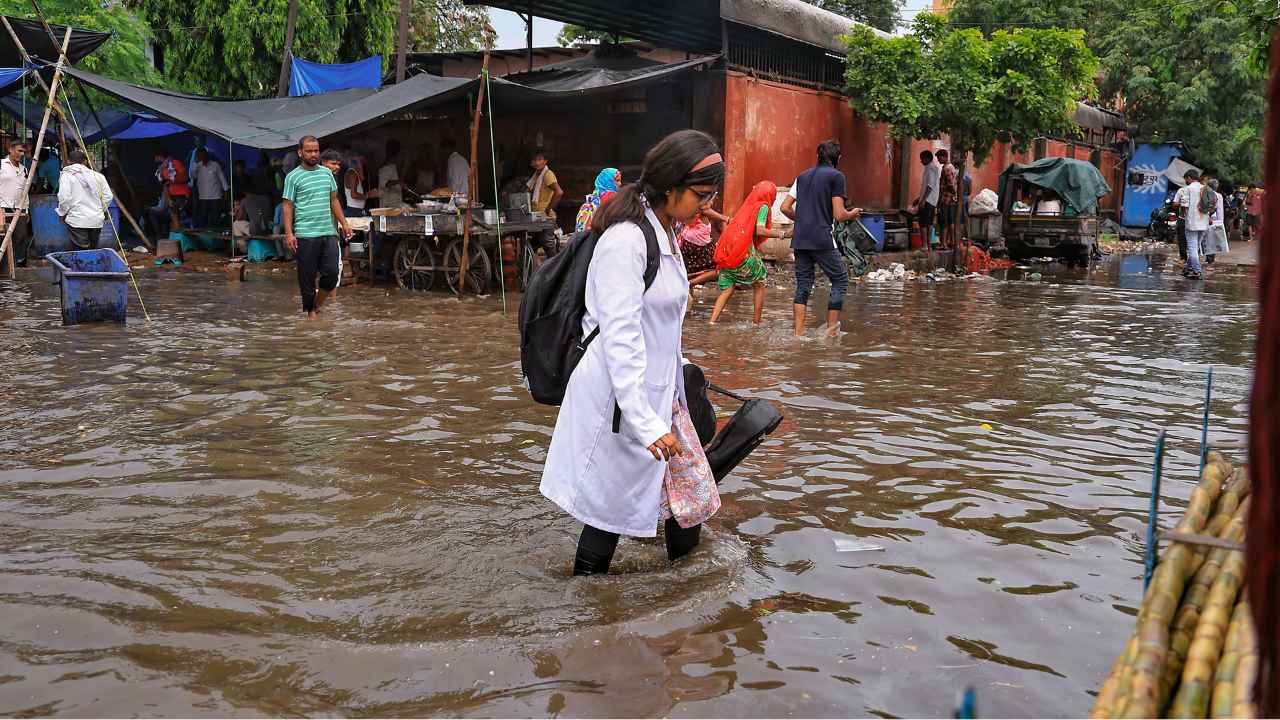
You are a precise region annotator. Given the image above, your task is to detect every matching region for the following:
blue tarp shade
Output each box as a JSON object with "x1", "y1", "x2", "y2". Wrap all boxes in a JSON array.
[
  {"x1": 0, "y1": 67, "x2": 27, "y2": 93},
  {"x1": 288, "y1": 55, "x2": 382, "y2": 96},
  {"x1": 0, "y1": 95, "x2": 185, "y2": 142},
  {"x1": 107, "y1": 114, "x2": 187, "y2": 140}
]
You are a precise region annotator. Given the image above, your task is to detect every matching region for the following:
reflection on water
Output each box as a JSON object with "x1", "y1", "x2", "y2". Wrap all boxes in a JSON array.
[{"x1": 0, "y1": 253, "x2": 1255, "y2": 716}]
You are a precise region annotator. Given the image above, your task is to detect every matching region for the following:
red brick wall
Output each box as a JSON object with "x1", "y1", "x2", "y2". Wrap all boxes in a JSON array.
[{"x1": 722, "y1": 72, "x2": 896, "y2": 212}]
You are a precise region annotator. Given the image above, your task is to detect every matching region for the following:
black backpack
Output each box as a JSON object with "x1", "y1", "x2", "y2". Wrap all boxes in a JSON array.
[{"x1": 519, "y1": 222, "x2": 660, "y2": 406}]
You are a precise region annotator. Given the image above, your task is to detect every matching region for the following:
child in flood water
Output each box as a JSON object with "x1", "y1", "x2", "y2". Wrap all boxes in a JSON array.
[{"x1": 540, "y1": 130, "x2": 724, "y2": 576}]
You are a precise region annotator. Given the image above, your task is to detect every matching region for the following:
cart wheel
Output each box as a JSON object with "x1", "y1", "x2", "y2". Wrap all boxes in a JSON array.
[
  {"x1": 393, "y1": 237, "x2": 437, "y2": 291},
  {"x1": 517, "y1": 238, "x2": 537, "y2": 290},
  {"x1": 443, "y1": 239, "x2": 492, "y2": 295}
]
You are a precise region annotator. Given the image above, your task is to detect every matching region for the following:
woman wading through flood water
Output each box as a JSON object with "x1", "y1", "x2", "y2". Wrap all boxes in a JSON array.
[{"x1": 540, "y1": 130, "x2": 725, "y2": 576}]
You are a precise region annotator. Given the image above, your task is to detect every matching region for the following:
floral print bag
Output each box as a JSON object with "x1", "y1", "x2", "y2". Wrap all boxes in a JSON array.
[{"x1": 660, "y1": 400, "x2": 721, "y2": 529}]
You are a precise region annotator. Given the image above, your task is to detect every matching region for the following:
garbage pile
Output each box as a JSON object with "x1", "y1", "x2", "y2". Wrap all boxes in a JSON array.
[
  {"x1": 1090, "y1": 451, "x2": 1257, "y2": 719},
  {"x1": 863, "y1": 263, "x2": 915, "y2": 282}
]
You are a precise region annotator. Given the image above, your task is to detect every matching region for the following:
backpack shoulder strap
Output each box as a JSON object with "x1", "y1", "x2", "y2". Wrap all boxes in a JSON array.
[
  {"x1": 639, "y1": 218, "x2": 660, "y2": 291},
  {"x1": 610, "y1": 219, "x2": 663, "y2": 435}
]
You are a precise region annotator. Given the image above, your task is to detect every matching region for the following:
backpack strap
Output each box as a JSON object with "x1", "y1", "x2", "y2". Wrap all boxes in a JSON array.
[{"x1": 611, "y1": 219, "x2": 663, "y2": 434}]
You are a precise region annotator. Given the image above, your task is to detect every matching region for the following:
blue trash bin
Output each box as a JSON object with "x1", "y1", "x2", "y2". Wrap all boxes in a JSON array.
[
  {"x1": 860, "y1": 212, "x2": 886, "y2": 252},
  {"x1": 30, "y1": 194, "x2": 69, "y2": 256},
  {"x1": 98, "y1": 201, "x2": 122, "y2": 250},
  {"x1": 46, "y1": 249, "x2": 130, "y2": 325}
]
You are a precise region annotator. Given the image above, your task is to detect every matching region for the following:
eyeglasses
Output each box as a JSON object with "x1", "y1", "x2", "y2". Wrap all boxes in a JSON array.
[{"x1": 688, "y1": 187, "x2": 718, "y2": 205}]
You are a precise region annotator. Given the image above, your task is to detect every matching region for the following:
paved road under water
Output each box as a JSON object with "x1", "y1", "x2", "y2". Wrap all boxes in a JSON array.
[{"x1": 0, "y1": 253, "x2": 1258, "y2": 717}]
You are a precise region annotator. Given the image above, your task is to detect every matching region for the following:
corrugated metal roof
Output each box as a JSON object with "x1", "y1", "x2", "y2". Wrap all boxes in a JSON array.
[
  {"x1": 471, "y1": 0, "x2": 723, "y2": 52},
  {"x1": 1074, "y1": 102, "x2": 1127, "y2": 131},
  {"x1": 468, "y1": 0, "x2": 876, "y2": 53}
]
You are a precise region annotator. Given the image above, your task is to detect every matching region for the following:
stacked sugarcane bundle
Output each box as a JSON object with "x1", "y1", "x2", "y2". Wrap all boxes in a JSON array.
[{"x1": 1091, "y1": 451, "x2": 1258, "y2": 719}]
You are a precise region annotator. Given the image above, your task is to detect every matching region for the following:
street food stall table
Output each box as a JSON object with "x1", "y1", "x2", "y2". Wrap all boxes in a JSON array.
[{"x1": 373, "y1": 211, "x2": 558, "y2": 294}]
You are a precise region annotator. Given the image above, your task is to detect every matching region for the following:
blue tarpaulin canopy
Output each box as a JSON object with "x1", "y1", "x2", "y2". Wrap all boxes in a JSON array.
[
  {"x1": 0, "y1": 66, "x2": 27, "y2": 93},
  {"x1": 288, "y1": 54, "x2": 382, "y2": 96},
  {"x1": 0, "y1": 94, "x2": 185, "y2": 143}
]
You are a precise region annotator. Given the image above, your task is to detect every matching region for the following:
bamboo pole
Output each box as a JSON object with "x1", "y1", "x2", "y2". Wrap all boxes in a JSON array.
[
  {"x1": 17, "y1": 9, "x2": 153, "y2": 251},
  {"x1": 457, "y1": 50, "x2": 490, "y2": 295},
  {"x1": 0, "y1": 26, "x2": 70, "y2": 278}
]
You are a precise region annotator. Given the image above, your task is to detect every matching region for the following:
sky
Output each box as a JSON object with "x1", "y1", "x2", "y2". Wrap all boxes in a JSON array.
[{"x1": 488, "y1": 9, "x2": 565, "y2": 49}]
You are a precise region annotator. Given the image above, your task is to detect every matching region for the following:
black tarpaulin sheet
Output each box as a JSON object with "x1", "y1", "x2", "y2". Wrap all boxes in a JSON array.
[
  {"x1": 501, "y1": 53, "x2": 715, "y2": 94},
  {"x1": 62, "y1": 54, "x2": 713, "y2": 148},
  {"x1": 0, "y1": 16, "x2": 110, "y2": 67},
  {"x1": 63, "y1": 66, "x2": 472, "y2": 150},
  {"x1": 0, "y1": 94, "x2": 132, "y2": 142}
]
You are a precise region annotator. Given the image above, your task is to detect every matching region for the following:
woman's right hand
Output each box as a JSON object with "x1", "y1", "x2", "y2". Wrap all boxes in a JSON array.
[{"x1": 647, "y1": 432, "x2": 682, "y2": 461}]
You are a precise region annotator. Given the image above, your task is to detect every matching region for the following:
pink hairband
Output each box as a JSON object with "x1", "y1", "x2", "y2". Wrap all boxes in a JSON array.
[{"x1": 690, "y1": 153, "x2": 723, "y2": 173}]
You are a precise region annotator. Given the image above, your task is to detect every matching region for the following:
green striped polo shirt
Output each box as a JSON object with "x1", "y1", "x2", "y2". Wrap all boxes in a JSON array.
[{"x1": 283, "y1": 165, "x2": 338, "y2": 238}]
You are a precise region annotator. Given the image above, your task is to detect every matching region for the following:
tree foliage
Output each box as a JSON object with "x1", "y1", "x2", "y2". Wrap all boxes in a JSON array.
[
  {"x1": 127, "y1": 0, "x2": 398, "y2": 97},
  {"x1": 405, "y1": 0, "x2": 491, "y2": 53},
  {"x1": 946, "y1": 0, "x2": 1268, "y2": 182},
  {"x1": 557, "y1": 23, "x2": 624, "y2": 47},
  {"x1": 843, "y1": 14, "x2": 1098, "y2": 165},
  {"x1": 805, "y1": 0, "x2": 906, "y2": 34},
  {"x1": 0, "y1": 0, "x2": 160, "y2": 85}
]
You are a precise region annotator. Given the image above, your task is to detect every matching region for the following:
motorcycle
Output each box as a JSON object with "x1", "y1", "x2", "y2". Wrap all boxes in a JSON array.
[{"x1": 1148, "y1": 200, "x2": 1180, "y2": 243}]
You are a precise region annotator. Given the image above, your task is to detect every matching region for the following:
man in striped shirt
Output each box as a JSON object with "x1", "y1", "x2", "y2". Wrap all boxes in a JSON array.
[{"x1": 284, "y1": 135, "x2": 351, "y2": 317}]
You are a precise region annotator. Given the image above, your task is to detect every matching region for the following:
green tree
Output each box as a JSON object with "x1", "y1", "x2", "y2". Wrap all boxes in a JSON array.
[
  {"x1": 0, "y1": 0, "x2": 160, "y2": 84},
  {"x1": 805, "y1": 0, "x2": 906, "y2": 34},
  {"x1": 406, "y1": 0, "x2": 491, "y2": 53},
  {"x1": 556, "y1": 23, "x2": 625, "y2": 47},
  {"x1": 945, "y1": 0, "x2": 1268, "y2": 182},
  {"x1": 843, "y1": 14, "x2": 1098, "y2": 165},
  {"x1": 128, "y1": 0, "x2": 398, "y2": 97}
]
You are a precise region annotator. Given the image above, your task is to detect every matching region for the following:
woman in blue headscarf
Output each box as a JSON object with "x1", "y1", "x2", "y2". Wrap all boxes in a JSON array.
[{"x1": 574, "y1": 167, "x2": 621, "y2": 233}]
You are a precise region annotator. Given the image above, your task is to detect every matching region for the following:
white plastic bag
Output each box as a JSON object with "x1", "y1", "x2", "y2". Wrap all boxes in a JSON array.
[{"x1": 969, "y1": 188, "x2": 999, "y2": 216}]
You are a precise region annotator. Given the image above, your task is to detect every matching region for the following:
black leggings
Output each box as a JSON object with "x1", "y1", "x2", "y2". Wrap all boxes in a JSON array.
[{"x1": 573, "y1": 519, "x2": 702, "y2": 576}]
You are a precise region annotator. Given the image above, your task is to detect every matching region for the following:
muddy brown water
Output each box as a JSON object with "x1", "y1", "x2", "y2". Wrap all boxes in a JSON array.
[{"x1": 0, "y1": 253, "x2": 1257, "y2": 717}]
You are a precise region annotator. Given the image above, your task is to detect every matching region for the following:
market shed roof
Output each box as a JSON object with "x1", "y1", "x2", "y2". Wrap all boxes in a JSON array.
[{"x1": 469, "y1": 0, "x2": 880, "y2": 54}]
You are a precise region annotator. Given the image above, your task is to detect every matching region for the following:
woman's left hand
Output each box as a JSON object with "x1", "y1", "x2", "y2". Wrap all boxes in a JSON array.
[{"x1": 647, "y1": 432, "x2": 683, "y2": 461}]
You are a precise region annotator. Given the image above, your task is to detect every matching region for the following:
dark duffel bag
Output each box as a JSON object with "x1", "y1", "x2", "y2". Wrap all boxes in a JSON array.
[
  {"x1": 683, "y1": 363, "x2": 717, "y2": 447},
  {"x1": 704, "y1": 386, "x2": 784, "y2": 484}
]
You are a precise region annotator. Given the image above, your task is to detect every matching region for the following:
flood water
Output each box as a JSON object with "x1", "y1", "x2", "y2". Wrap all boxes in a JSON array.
[{"x1": 0, "y1": 253, "x2": 1257, "y2": 717}]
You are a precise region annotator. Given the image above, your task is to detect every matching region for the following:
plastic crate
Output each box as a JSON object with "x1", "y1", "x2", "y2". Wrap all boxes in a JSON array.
[{"x1": 45, "y1": 249, "x2": 129, "y2": 325}]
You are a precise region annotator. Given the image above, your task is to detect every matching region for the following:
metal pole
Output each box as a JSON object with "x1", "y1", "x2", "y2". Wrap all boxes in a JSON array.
[
  {"x1": 1199, "y1": 366, "x2": 1214, "y2": 478},
  {"x1": 1144, "y1": 430, "x2": 1167, "y2": 591}
]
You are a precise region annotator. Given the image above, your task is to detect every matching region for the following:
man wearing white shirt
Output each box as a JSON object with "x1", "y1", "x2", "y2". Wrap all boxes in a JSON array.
[
  {"x1": 57, "y1": 150, "x2": 113, "y2": 250},
  {"x1": 378, "y1": 138, "x2": 403, "y2": 209},
  {"x1": 1174, "y1": 169, "x2": 1208, "y2": 279},
  {"x1": 443, "y1": 137, "x2": 469, "y2": 197},
  {"x1": 0, "y1": 141, "x2": 31, "y2": 266},
  {"x1": 909, "y1": 149, "x2": 941, "y2": 247},
  {"x1": 191, "y1": 148, "x2": 228, "y2": 228}
]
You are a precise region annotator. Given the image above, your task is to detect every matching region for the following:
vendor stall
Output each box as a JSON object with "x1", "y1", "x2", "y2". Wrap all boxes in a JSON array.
[{"x1": 376, "y1": 200, "x2": 555, "y2": 294}]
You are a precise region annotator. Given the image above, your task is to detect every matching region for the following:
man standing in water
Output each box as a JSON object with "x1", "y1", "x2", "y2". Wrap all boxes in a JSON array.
[
  {"x1": 0, "y1": 141, "x2": 31, "y2": 267},
  {"x1": 781, "y1": 139, "x2": 860, "y2": 337},
  {"x1": 283, "y1": 136, "x2": 351, "y2": 318}
]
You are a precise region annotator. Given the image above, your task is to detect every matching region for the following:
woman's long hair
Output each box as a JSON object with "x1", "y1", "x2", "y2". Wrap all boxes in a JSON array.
[{"x1": 594, "y1": 130, "x2": 724, "y2": 233}]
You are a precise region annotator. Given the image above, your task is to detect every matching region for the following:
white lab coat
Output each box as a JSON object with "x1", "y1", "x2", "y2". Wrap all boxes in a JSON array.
[{"x1": 540, "y1": 208, "x2": 688, "y2": 537}]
